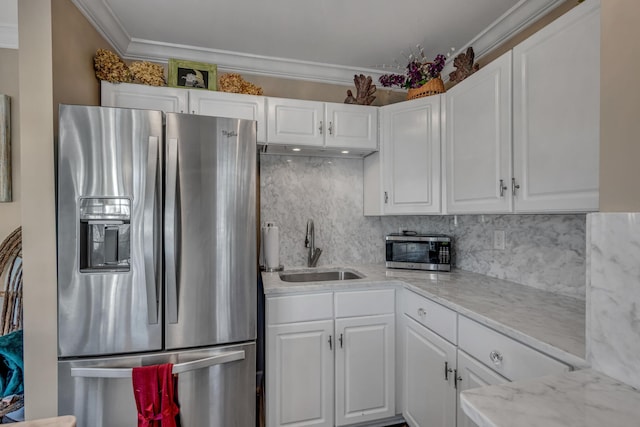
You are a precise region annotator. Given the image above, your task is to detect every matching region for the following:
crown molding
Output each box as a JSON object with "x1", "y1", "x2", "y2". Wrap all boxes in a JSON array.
[
  {"x1": 70, "y1": 0, "x2": 130, "y2": 56},
  {"x1": 73, "y1": 0, "x2": 567, "y2": 86},
  {"x1": 442, "y1": 0, "x2": 567, "y2": 81},
  {"x1": 0, "y1": 23, "x2": 18, "y2": 49},
  {"x1": 125, "y1": 39, "x2": 387, "y2": 86}
]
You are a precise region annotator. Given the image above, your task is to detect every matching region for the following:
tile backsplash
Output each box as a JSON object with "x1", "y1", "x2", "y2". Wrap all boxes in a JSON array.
[{"x1": 260, "y1": 155, "x2": 587, "y2": 299}]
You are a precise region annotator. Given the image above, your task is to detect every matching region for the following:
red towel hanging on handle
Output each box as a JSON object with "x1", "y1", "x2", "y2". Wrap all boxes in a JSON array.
[{"x1": 132, "y1": 363, "x2": 180, "y2": 427}]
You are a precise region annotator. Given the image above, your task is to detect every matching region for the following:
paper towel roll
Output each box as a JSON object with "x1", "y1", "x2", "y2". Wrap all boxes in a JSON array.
[{"x1": 263, "y1": 222, "x2": 280, "y2": 269}]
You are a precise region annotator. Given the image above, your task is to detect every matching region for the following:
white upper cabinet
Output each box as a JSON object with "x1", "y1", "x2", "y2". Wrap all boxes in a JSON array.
[
  {"x1": 366, "y1": 95, "x2": 441, "y2": 215},
  {"x1": 101, "y1": 82, "x2": 266, "y2": 142},
  {"x1": 266, "y1": 97, "x2": 325, "y2": 146},
  {"x1": 189, "y1": 90, "x2": 266, "y2": 142},
  {"x1": 444, "y1": 51, "x2": 513, "y2": 214},
  {"x1": 512, "y1": 1, "x2": 600, "y2": 212},
  {"x1": 325, "y1": 103, "x2": 378, "y2": 151},
  {"x1": 101, "y1": 81, "x2": 187, "y2": 114},
  {"x1": 266, "y1": 97, "x2": 377, "y2": 154}
]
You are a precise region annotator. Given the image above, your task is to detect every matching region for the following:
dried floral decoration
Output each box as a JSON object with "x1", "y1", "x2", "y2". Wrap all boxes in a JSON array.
[
  {"x1": 130, "y1": 61, "x2": 166, "y2": 86},
  {"x1": 344, "y1": 74, "x2": 376, "y2": 105},
  {"x1": 448, "y1": 47, "x2": 480, "y2": 85},
  {"x1": 93, "y1": 49, "x2": 132, "y2": 83},
  {"x1": 219, "y1": 73, "x2": 263, "y2": 95},
  {"x1": 379, "y1": 50, "x2": 446, "y2": 90}
]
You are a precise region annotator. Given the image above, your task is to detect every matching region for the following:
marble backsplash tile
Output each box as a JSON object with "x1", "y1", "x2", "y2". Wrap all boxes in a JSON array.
[
  {"x1": 587, "y1": 213, "x2": 640, "y2": 389},
  {"x1": 260, "y1": 155, "x2": 587, "y2": 299}
]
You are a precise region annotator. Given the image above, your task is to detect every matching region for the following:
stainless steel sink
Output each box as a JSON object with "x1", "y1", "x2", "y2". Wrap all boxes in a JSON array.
[{"x1": 279, "y1": 269, "x2": 364, "y2": 283}]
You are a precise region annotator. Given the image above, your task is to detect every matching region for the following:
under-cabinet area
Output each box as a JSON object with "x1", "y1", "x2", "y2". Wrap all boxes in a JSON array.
[{"x1": 262, "y1": 265, "x2": 586, "y2": 427}]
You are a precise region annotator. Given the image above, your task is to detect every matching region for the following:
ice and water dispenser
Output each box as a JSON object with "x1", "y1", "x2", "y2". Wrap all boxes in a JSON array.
[{"x1": 79, "y1": 198, "x2": 131, "y2": 272}]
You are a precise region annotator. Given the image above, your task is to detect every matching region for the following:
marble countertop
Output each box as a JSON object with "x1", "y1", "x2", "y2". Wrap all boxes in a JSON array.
[
  {"x1": 459, "y1": 368, "x2": 640, "y2": 427},
  {"x1": 262, "y1": 264, "x2": 587, "y2": 367}
]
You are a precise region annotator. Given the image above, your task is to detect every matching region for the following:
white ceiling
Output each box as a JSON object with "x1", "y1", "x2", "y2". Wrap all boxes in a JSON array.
[{"x1": 1, "y1": 0, "x2": 567, "y2": 85}]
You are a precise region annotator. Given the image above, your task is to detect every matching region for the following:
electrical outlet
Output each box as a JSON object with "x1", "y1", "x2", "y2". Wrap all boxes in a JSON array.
[{"x1": 493, "y1": 230, "x2": 505, "y2": 250}]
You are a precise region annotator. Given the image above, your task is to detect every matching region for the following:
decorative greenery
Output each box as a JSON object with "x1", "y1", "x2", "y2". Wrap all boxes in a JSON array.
[{"x1": 379, "y1": 52, "x2": 446, "y2": 89}]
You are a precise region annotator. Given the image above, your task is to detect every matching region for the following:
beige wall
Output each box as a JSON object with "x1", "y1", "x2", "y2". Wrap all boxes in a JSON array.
[
  {"x1": 599, "y1": 0, "x2": 640, "y2": 211},
  {"x1": 0, "y1": 48, "x2": 21, "y2": 240},
  {"x1": 18, "y1": 0, "x2": 57, "y2": 419},
  {"x1": 19, "y1": 0, "x2": 111, "y2": 419},
  {"x1": 245, "y1": 73, "x2": 406, "y2": 106},
  {"x1": 52, "y1": 0, "x2": 112, "y2": 130}
]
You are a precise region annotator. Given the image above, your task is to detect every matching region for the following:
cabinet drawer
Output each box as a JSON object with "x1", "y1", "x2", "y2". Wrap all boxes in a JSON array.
[
  {"x1": 335, "y1": 289, "x2": 395, "y2": 318},
  {"x1": 402, "y1": 290, "x2": 457, "y2": 344},
  {"x1": 266, "y1": 293, "x2": 333, "y2": 325},
  {"x1": 458, "y1": 316, "x2": 570, "y2": 381}
]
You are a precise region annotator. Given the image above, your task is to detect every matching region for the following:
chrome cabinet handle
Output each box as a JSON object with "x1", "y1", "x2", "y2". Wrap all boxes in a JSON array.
[
  {"x1": 328, "y1": 121, "x2": 333, "y2": 135},
  {"x1": 454, "y1": 369, "x2": 462, "y2": 389},
  {"x1": 512, "y1": 178, "x2": 520, "y2": 196},
  {"x1": 384, "y1": 191, "x2": 389, "y2": 204},
  {"x1": 143, "y1": 136, "x2": 160, "y2": 325},
  {"x1": 339, "y1": 333, "x2": 344, "y2": 348},
  {"x1": 444, "y1": 361, "x2": 453, "y2": 381},
  {"x1": 417, "y1": 308, "x2": 427, "y2": 317},
  {"x1": 165, "y1": 138, "x2": 179, "y2": 324},
  {"x1": 319, "y1": 121, "x2": 323, "y2": 135},
  {"x1": 328, "y1": 335, "x2": 333, "y2": 350},
  {"x1": 499, "y1": 179, "x2": 507, "y2": 197},
  {"x1": 489, "y1": 350, "x2": 504, "y2": 366}
]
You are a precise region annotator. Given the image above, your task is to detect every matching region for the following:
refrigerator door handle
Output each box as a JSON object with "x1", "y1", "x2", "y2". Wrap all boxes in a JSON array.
[
  {"x1": 165, "y1": 137, "x2": 179, "y2": 324},
  {"x1": 144, "y1": 136, "x2": 160, "y2": 325},
  {"x1": 69, "y1": 350, "x2": 246, "y2": 379}
]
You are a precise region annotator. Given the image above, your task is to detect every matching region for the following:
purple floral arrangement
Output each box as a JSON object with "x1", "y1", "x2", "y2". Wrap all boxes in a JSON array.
[{"x1": 379, "y1": 53, "x2": 447, "y2": 89}]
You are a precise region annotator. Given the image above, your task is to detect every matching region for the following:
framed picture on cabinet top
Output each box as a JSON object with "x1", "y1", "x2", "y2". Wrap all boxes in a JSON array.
[{"x1": 168, "y1": 59, "x2": 217, "y2": 91}]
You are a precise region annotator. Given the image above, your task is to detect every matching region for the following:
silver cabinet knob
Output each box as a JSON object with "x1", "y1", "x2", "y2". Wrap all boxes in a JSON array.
[
  {"x1": 417, "y1": 308, "x2": 427, "y2": 317},
  {"x1": 489, "y1": 350, "x2": 503, "y2": 366}
]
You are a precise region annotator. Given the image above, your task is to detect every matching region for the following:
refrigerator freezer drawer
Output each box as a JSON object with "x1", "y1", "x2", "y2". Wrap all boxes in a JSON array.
[{"x1": 58, "y1": 342, "x2": 256, "y2": 427}]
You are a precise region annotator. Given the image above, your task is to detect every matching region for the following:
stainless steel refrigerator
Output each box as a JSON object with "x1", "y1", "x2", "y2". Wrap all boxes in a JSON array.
[{"x1": 56, "y1": 105, "x2": 257, "y2": 427}]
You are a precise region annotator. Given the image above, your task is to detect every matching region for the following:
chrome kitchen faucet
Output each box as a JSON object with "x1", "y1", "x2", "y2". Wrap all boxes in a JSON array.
[{"x1": 305, "y1": 219, "x2": 322, "y2": 267}]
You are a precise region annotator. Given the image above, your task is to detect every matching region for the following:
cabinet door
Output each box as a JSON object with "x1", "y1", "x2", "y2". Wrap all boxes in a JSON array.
[
  {"x1": 512, "y1": 1, "x2": 600, "y2": 212},
  {"x1": 325, "y1": 103, "x2": 378, "y2": 151},
  {"x1": 100, "y1": 81, "x2": 187, "y2": 113},
  {"x1": 335, "y1": 314, "x2": 395, "y2": 426},
  {"x1": 267, "y1": 97, "x2": 325, "y2": 147},
  {"x1": 189, "y1": 90, "x2": 266, "y2": 142},
  {"x1": 445, "y1": 52, "x2": 512, "y2": 214},
  {"x1": 456, "y1": 350, "x2": 508, "y2": 427},
  {"x1": 403, "y1": 316, "x2": 456, "y2": 427},
  {"x1": 266, "y1": 320, "x2": 334, "y2": 427},
  {"x1": 380, "y1": 96, "x2": 441, "y2": 214}
]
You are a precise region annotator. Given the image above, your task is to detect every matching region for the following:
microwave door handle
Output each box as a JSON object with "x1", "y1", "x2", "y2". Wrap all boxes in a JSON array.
[
  {"x1": 143, "y1": 136, "x2": 160, "y2": 325},
  {"x1": 165, "y1": 138, "x2": 179, "y2": 324}
]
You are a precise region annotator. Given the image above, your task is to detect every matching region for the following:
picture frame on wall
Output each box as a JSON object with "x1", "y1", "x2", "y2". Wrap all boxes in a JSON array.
[
  {"x1": 168, "y1": 59, "x2": 217, "y2": 90},
  {"x1": 0, "y1": 94, "x2": 10, "y2": 203}
]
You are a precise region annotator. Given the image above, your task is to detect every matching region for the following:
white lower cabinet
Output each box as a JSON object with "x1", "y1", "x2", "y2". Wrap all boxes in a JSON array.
[
  {"x1": 266, "y1": 289, "x2": 395, "y2": 427},
  {"x1": 403, "y1": 315, "x2": 456, "y2": 427},
  {"x1": 335, "y1": 314, "x2": 395, "y2": 426},
  {"x1": 401, "y1": 290, "x2": 571, "y2": 427},
  {"x1": 455, "y1": 350, "x2": 508, "y2": 427},
  {"x1": 267, "y1": 319, "x2": 335, "y2": 427}
]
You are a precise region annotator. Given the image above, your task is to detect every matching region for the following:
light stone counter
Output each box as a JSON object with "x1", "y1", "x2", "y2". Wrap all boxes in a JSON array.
[
  {"x1": 459, "y1": 369, "x2": 640, "y2": 427},
  {"x1": 262, "y1": 264, "x2": 587, "y2": 368}
]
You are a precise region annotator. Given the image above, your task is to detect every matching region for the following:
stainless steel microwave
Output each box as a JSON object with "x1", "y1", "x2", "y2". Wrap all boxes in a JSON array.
[{"x1": 385, "y1": 233, "x2": 451, "y2": 271}]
